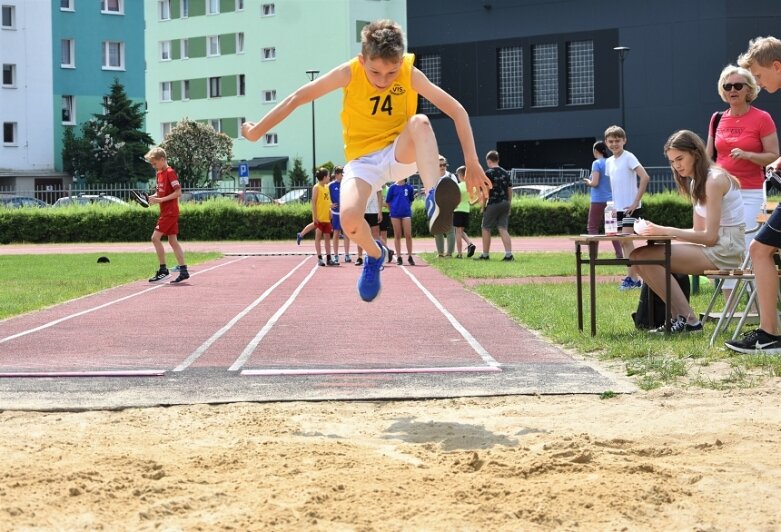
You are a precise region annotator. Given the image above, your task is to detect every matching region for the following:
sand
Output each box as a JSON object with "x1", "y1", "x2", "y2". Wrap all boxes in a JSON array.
[{"x1": 1, "y1": 380, "x2": 780, "y2": 531}]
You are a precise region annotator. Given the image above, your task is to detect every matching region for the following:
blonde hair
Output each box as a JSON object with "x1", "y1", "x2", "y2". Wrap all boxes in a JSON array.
[
  {"x1": 144, "y1": 146, "x2": 166, "y2": 162},
  {"x1": 360, "y1": 20, "x2": 404, "y2": 61},
  {"x1": 717, "y1": 64, "x2": 760, "y2": 103},
  {"x1": 738, "y1": 36, "x2": 781, "y2": 68},
  {"x1": 604, "y1": 125, "x2": 626, "y2": 140}
]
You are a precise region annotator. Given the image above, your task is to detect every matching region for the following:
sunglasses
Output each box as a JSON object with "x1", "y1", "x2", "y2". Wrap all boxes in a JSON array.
[{"x1": 722, "y1": 83, "x2": 746, "y2": 91}]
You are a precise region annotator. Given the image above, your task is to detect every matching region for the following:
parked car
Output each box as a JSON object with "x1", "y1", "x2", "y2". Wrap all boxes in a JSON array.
[
  {"x1": 180, "y1": 190, "x2": 235, "y2": 203},
  {"x1": 275, "y1": 188, "x2": 311, "y2": 204},
  {"x1": 237, "y1": 190, "x2": 275, "y2": 205},
  {"x1": 0, "y1": 196, "x2": 48, "y2": 208},
  {"x1": 52, "y1": 194, "x2": 129, "y2": 207},
  {"x1": 512, "y1": 182, "x2": 588, "y2": 201},
  {"x1": 512, "y1": 184, "x2": 557, "y2": 198}
]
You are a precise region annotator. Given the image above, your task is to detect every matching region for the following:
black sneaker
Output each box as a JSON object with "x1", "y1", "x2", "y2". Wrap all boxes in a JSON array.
[
  {"x1": 355, "y1": 257, "x2": 363, "y2": 266},
  {"x1": 396, "y1": 256, "x2": 402, "y2": 265},
  {"x1": 407, "y1": 256, "x2": 415, "y2": 266},
  {"x1": 425, "y1": 177, "x2": 460, "y2": 235},
  {"x1": 475, "y1": 254, "x2": 490, "y2": 261},
  {"x1": 725, "y1": 328, "x2": 781, "y2": 354},
  {"x1": 131, "y1": 190, "x2": 149, "y2": 208},
  {"x1": 170, "y1": 269, "x2": 190, "y2": 283},
  {"x1": 318, "y1": 258, "x2": 326, "y2": 266},
  {"x1": 148, "y1": 269, "x2": 169, "y2": 282},
  {"x1": 387, "y1": 248, "x2": 395, "y2": 264},
  {"x1": 502, "y1": 254, "x2": 515, "y2": 262},
  {"x1": 466, "y1": 243, "x2": 476, "y2": 258},
  {"x1": 326, "y1": 258, "x2": 338, "y2": 266},
  {"x1": 651, "y1": 316, "x2": 703, "y2": 334}
]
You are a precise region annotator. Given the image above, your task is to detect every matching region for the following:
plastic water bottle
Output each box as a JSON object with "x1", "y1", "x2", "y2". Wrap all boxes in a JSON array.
[{"x1": 604, "y1": 201, "x2": 618, "y2": 235}]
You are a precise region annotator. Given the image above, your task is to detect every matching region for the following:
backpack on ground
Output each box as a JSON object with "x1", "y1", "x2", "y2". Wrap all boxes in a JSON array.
[{"x1": 632, "y1": 274, "x2": 691, "y2": 329}]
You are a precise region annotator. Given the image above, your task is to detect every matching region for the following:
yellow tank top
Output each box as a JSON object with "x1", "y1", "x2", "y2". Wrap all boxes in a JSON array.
[
  {"x1": 314, "y1": 182, "x2": 331, "y2": 222},
  {"x1": 341, "y1": 53, "x2": 418, "y2": 161}
]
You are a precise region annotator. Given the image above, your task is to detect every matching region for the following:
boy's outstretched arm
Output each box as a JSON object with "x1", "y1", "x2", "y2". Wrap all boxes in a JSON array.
[
  {"x1": 242, "y1": 63, "x2": 351, "y2": 142},
  {"x1": 412, "y1": 69, "x2": 492, "y2": 199}
]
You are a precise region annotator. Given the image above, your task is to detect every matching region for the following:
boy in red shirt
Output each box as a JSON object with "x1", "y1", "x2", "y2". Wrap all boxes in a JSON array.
[{"x1": 144, "y1": 147, "x2": 189, "y2": 283}]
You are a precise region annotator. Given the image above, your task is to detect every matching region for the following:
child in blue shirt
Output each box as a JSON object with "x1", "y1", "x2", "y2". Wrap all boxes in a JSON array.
[{"x1": 386, "y1": 178, "x2": 416, "y2": 265}]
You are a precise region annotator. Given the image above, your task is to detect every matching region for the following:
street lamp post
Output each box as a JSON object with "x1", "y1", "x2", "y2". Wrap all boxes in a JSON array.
[
  {"x1": 305, "y1": 70, "x2": 320, "y2": 177},
  {"x1": 613, "y1": 46, "x2": 630, "y2": 128}
]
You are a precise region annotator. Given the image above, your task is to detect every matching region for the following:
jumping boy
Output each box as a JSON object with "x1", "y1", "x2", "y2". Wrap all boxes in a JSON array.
[
  {"x1": 144, "y1": 147, "x2": 189, "y2": 284},
  {"x1": 312, "y1": 167, "x2": 336, "y2": 266},
  {"x1": 241, "y1": 19, "x2": 491, "y2": 301},
  {"x1": 726, "y1": 36, "x2": 781, "y2": 353},
  {"x1": 604, "y1": 125, "x2": 651, "y2": 290}
]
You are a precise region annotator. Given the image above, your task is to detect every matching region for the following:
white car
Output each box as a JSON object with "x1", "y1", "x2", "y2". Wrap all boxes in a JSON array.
[{"x1": 53, "y1": 194, "x2": 129, "y2": 207}]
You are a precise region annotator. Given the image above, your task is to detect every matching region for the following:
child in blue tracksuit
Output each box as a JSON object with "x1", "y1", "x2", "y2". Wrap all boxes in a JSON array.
[{"x1": 386, "y1": 178, "x2": 416, "y2": 265}]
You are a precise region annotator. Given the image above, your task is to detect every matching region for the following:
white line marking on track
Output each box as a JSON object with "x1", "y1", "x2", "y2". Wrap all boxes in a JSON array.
[
  {"x1": 0, "y1": 370, "x2": 165, "y2": 378},
  {"x1": 241, "y1": 366, "x2": 502, "y2": 376},
  {"x1": 174, "y1": 256, "x2": 311, "y2": 372},
  {"x1": 400, "y1": 266, "x2": 501, "y2": 367},
  {"x1": 228, "y1": 262, "x2": 320, "y2": 372},
  {"x1": 0, "y1": 257, "x2": 247, "y2": 345}
]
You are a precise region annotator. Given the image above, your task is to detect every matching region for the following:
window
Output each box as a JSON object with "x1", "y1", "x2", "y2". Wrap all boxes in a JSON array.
[
  {"x1": 263, "y1": 90, "x2": 276, "y2": 103},
  {"x1": 161, "y1": 122, "x2": 174, "y2": 138},
  {"x1": 262, "y1": 47, "x2": 276, "y2": 61},
  {"x1": 180, "y1": 39, "x2": 189, "y2": 59},
  {"x1": 264, "y1": 133, "x2": 278, "y2": 146},
  {"x1": 236, "y1": 0, "x2": 244, "y2": 10},
  {"x1": 3, "y1": 122, "x2": 17, "y2": 145},
  {"x1": 62, "y1": 96, "x2": 75, "y2": 124},
  {"x1": 209, "y1": 119, "x2": 221, "y2": 132},
  {"x1": 1, "y1": 5, "x2": 15, "y2": 28},
  {"x1": 209, "y1": 76, "x2": 221, "y2": 98},
  {"x1": 498, "y1": 46, "x2": 523, "y2": 110},
  {"x1": 567, "y1": 40, "x2": 594, "y2": 105},
  {"x1": 160, "y1": 41, "x2": 171, "y2": 61},
  {"x1": 208, "y1": 36, "x2": 220, "y2": 57},
  {"x1": 417, "y1": 54, "x2": 441, "y2": 115},
  {"x1": 60, "y1": 0, "x2": 74, "y2": 10},
  {"x1": 2, "y1": 64, "x2": 15, "y2": 87},
  {"x1": 532, "y1": 43, "x2": 558, "y2": 108},
  {"x1": 103, "y1": 41, "x2": 125, "y2": 70},
  {"x1": 182, "y1": 80, "x2": 190, "y2": 100},
  {"x1": 261, "y1": 3, "x2": 275, "y2": 16},
  {"x1": 101, "y1": 0, "x2": 123, "y2": 14},
  {"x1": 207, "y1": 0, "x2": 219, "y2": 15},
  {"x1": 102, "y1": 96, "x2": 111, "y2": 114},
  {"x1": 159, "y1": 0, "x2": 171, "y2": 20},
  {"x1": 238, "y1": 74, "x2": 245, "y2": 96},
  {"x1": 236, "y1": 32, "x2": 244, "y2": 54},
  {"x1": 180, "y1": 0, "x2": 189, "y2": 17},
  {"x1": 161, "y1": 82, "x2": 172, "y2": 102},
  {"x1": 61, "y1": 39, "x2": 75, "y2": 68}
]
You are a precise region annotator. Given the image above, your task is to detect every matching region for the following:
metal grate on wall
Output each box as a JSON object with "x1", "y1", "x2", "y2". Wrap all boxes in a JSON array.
[
  {"x1": 532, "y1": 43, "x2": 558, "y2": 108},
  {"x1": 567, "y1": 40, "x2": 594, "y2": 105},
  {"x1": 418, "y1": 54, "x2": 441, "y2": 115},
  {"x1": 498, "y1": 46, "x2": 523, "y2": 110}
]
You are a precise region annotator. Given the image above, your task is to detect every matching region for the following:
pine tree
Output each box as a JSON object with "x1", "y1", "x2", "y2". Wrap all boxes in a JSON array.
[
  {"x1": 288, "y1": 157, "x2": 310, "y2": 189},
  {"x1": 272, "y1": 163, "x2": 285, "y2": 198}
]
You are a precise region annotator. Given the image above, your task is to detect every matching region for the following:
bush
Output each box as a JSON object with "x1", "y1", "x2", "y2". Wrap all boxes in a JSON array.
[{"x1": 0, "y1": 194, "x2": 693, "y2": 244}]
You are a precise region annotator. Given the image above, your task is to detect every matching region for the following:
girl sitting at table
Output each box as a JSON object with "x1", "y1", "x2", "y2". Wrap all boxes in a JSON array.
[{"x1": 631, "y1": 129, "x2": 745, "y2": 334}]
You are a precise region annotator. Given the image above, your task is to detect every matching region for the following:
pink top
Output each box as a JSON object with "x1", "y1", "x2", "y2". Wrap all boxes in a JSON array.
[{"x1": 712, "y1": 106, "x2": 776, "y2": 190}]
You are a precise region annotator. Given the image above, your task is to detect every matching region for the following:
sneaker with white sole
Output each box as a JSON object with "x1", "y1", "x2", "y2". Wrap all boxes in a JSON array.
[
  {"x1": 425, "y1": 177, "x2": 460, "y2": 235},
  {"x1": 650, "y1": 316, "x2": 703, "y2": 334},
  {"x1": 357, "y1": 240, "x2": 386, "y2": 302},
  {"x1": 148, "y1": 268, "x2": 169, "y2": 282},
  {"x1": 344, "y1": 254, "x2": 352, "y2": 263},
  {"x1": 619, "y1": 276, "x2": 642, "y2": 291},
  {"x1": 725, "y1": 328, "x2": 781, "y2": 354},
  {"x1": 170, "y1": 268, "x2": 190, "y2": 284}
]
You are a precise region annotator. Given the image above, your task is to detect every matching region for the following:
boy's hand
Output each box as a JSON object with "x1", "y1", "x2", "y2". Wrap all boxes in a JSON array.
[
  {"x1": 465, "y1": 163, "x2": 492, "y2": 201},
  {"x1": 148, "y1": 196, "x2": 161, "y2": 205},
  {"x1": 241, "y1": 121, "x2": 260, "y2": 142}
]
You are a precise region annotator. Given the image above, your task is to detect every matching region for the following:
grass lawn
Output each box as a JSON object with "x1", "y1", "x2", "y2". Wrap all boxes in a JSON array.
[
  {"x1": 0, "y1": 252, "x2": 221, "y2": 319},
  {"x1": 421, "y1": 252, "x2": 781, "y2": 390}
]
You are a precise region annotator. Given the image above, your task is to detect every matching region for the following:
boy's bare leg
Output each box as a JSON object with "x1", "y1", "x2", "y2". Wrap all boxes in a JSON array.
[
  {"x1": 751, "y1": 241, "x2": 781, "y2": 335},
  {"x1": 341, "y1": 178, "x2": 380, "y2": 258},
  {"x1": 332, "y1": 230, "x2": 340, "y2": 257},
  {"x1": 620, "y1": 239, "x2": 640, "y2": 279},
  {"x1": 315, "y1": 229, "x2": 323, "y2": 257},
  {"x1": 403, "y1": 218, "x2": 413, "y2": 255},
  {"x1": 151, "y1": 230, "x2": 167, "y2": 264},
  {"x1": 482, "y1": 228, "x2": 491, "y2": 255},
  {"x1": 324, "y1": 233, "x2": 332, "y2": 258},
  {"x1": 392, "y1": 218, "x2": 403, "y2": 256},
  {"x1": 168, "y1": 234, "x2": 186, "y2": 266},
  {"x1": 394, "y1": 115, "x2": 440, "y2": 190}
]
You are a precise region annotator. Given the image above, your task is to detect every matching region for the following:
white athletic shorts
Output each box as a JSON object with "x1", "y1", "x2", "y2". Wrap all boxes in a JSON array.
[{"x1": 343, "y1": 137, "x2": 418, "y2": 193}]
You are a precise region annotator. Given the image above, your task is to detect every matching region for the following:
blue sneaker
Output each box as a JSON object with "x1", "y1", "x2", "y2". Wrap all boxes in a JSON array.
[
  {"x1": 357, "y1": 240, "x2": 386, "y2": 302},
  {"x1": 618, "y1": 276, "x2": 642, "y2": 291},
  {"x1": 425, "y1": 177, "x2": 460, "y2": 235}
]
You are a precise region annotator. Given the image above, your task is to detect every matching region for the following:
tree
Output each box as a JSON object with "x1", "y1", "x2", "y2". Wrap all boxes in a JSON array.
[
  {"x1": 287, "y1": 157, "x2": 310, "y2": 188},
  {"x1": 160, "y1": 118, "x2": 233, "y2": 188},
  {"x1": 272, "y1": 163, "x2": 285, "y2": 198},
  {"x1": 61, "y1": 78, "x2": 153, "y2": 184}
]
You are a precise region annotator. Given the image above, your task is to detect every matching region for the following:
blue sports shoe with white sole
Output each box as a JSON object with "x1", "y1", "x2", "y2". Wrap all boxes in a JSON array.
[
  {"x1": 357, "y1": 240, "x2": 386, "y2": 302},
  {"x1": 425, "y1": 177, "x2": 460, "y2": 235}
]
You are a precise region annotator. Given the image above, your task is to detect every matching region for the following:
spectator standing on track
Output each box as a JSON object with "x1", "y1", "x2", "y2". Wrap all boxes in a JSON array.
[
  {"x1": 476, "y1": 150, "x2": 514, "y2": 261},
  {"x1": 434, "y1": 155, "x2": 457, "y2": 257},
  {"x1": 241, "y1": 19, "x2": 491, "y2": 301},
  {"x1": 329, "y1": 166, "x2": 352, "y2": 263},
  {"x1": 312, "y1": 168, "x2": 336, "y2": 266},
  {"x1": 725, "y1": 36, "x2": 781, "y2": 354},
  {"x1": 604, "y1": 125, "x2": 651, "y2": 290},
  {"x1": 584, "y1": 141, "x2": 623, "y2": 258},
  {"x1": 144, "y1": 147, "x2": 189, "y2": 284},
  {"x1": 386, "y1": 178, "x2": 416, "y2": 265},
  {"x1": 453, "y1": 165, "x2": 477, "y2": 259}
]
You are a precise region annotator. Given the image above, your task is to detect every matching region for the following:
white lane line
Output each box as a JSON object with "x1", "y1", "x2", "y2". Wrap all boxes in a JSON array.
[
  {"x1": 241, "y1": 366, "x2": 501, "y2": 376},
  {"x1": 0, "y1": 370, "x2": 165, "y2": 378},
  {"x1": 228, "y1": 262, "x2": 320, "y2": 372},
  {"x1": 0, "y1": 257, "x2": 247, "y2": 345},
  {"x1": 400, "y1": 266, "x2": 501, "y2": 367},
  {"x1": 174, "y1": 256, "x2": 311, "y2": 372}
]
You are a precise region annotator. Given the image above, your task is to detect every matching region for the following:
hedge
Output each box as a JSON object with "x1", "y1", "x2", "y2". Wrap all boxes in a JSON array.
[{"x1": 0, "y1": 192, "x2": 693, "y2": 244}]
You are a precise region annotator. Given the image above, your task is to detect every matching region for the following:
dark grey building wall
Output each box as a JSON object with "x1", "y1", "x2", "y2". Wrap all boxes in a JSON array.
[{"x1": 407, "y1": 0, "x2": 781, "y2": 170}]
